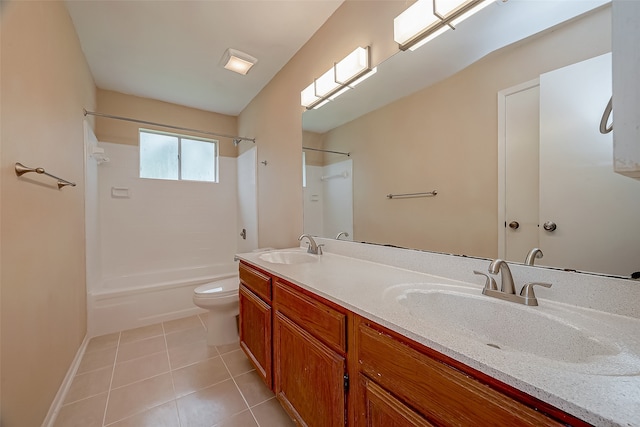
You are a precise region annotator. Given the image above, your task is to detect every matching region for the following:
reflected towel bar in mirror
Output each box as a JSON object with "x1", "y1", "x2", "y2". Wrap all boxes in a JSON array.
[
  {"x1": 14, "y1": 162, "x2": 76, "y2": 189},
  {"x1": 387, "y1": 190, "x2": 437, "y2": 199}
]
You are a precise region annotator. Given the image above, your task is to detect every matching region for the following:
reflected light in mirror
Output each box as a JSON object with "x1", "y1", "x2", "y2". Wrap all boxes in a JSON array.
[
  {"x1": 301, "y1": 46, "x2": 372, "y2": 109},
  {"x1": 395, "y1": 0, "x2": 495, "y2": 51}
]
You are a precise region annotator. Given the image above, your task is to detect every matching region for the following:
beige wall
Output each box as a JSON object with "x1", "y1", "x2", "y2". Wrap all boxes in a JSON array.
[
  {"x1": 95, "y1": 89, "x2": 238, "y2": 157},
  {"x1": 238, "y1": 0, "x2": 408, "y2": 249},
  {"x1": 318, "y1": 6, "x2": 611, "y2": 258},
  {"x1": 1, "y1": 1, "x2": 96, "y2": 426}
]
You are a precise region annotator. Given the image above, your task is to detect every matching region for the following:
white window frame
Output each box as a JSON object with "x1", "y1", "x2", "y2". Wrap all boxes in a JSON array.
[{"x1": 139, "y1": 128, "x2": 219, "y2": 183}]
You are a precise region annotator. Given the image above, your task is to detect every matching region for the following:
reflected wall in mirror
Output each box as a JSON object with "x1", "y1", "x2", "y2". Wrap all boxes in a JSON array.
[{"x1": 302, "y1": 3, "x2": 640, "y2": 278}]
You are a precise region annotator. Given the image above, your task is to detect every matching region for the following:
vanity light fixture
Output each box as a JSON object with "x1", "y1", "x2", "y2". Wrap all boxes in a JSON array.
[
  {"x1": 301, "y1": 46, "x2": 375, "y2": 110},
  {"x1": 394, "y1": 0, "x2": 496, "y2": 51},
  {"x1": 221, "y1": 48, "x2": 257, "y2": 75}
]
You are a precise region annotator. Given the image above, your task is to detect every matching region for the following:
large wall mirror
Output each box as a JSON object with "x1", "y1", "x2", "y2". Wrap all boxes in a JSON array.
[{"x1": 302, "y1": 0, "x2": 640, "y2": 279}]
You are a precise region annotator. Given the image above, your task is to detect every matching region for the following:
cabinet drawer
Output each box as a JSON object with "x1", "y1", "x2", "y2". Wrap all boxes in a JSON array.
[
  {"x1": 274, "y1": 281, "x2": 346, "y2": 354},
  {"x1": 357, "y1": 323, "x2": 563, "y2": 427},
  {"x1": 239, "y1": 262, "x2": 272, "y2": 302}
]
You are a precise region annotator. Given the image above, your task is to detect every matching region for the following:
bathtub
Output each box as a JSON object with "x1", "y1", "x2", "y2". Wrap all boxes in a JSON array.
[{"x1": 88, "y1": 263, "x2": 237, "y2": 337}]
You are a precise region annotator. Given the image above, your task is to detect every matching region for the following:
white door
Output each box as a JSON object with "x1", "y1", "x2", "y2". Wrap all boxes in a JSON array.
[
  {"x1": 501, "y1": 53, "x2": 640, "y2": 276},
  {"x1": 539, "y1": 53, "x2": 640, "y2": 276},
  {"x1": 501, "y1": 82, "x2": 540, "y2": 264}
]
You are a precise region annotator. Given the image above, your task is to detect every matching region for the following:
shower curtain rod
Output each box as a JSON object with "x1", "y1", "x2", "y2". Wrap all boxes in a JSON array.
[
  {"x1": 302, "y1": 146, "x2": 350, "y2": 156},
  {"x1": 83, "y1": 109, "x2": 256, "y2": 144}
]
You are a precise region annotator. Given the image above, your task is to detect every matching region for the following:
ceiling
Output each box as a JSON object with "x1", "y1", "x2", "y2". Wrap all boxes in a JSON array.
[{"x1": 65, "y1": 0, "x2": 344, "y2": 116}]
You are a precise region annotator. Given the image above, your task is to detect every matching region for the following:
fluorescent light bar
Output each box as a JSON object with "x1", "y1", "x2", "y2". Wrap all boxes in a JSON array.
[
  {"x1": 301, "y1": 46, "x2": 373, "y2": 109},
  {"x1": 394, "y1": 0, "x2": 494, "y2": 51}
]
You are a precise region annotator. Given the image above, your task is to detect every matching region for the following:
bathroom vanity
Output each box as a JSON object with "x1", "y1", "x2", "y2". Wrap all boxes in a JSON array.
[{"x1": 237, "y1": 242, "x2": 640, "y2": 427}]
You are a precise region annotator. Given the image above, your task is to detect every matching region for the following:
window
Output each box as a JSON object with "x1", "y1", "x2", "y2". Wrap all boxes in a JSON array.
[{"x1": 139, "y1": 129, "x2": 218, "y2": 182}]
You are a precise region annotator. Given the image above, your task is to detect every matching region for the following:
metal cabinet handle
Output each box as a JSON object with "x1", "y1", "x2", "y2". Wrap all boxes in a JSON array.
[
  {"x1": 542, "y1": 221, "x2": 557, "y2": 232},
  {"x1": 508, "y1": 221, "x2": 520, "y2": 230}
]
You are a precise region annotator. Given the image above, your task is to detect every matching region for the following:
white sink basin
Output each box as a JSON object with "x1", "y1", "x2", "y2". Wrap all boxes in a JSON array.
[
  {"x1": 259, "y1": 250, "x2": 319, "y2": 265},
  {"x1": 397, "y1": 288, "x2": 618, "y2": 363},
  {"x1": 383, "y1": 283, "x2": 640, "y2": 375}
]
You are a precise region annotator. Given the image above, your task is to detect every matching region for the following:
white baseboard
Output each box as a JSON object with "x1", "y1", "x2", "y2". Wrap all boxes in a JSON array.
[{"x1": 41, "y1": 334, "x2": 89, "y2": 427}]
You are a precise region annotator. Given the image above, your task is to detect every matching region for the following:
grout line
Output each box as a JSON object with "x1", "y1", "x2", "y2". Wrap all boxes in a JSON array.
[
  {"x1": 218, "y1": 349, "x2": 262, "y2": 427},
  {"x1": 162, "y1": 321, "x2": 183, "y2": 427},
  {"x1": 101, "y1": 331, "x2": 122, "y2": 427}
]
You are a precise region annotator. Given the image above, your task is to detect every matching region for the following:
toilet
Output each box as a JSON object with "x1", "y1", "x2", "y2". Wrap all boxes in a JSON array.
[{"x1": 193, "y1": 275, "x2": 240, "y2": 346}]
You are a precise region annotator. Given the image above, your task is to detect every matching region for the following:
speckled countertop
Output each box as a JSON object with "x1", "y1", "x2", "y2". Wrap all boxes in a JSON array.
[{"x1": 236, "y1": 247, "x2": 640, "y2": 427}]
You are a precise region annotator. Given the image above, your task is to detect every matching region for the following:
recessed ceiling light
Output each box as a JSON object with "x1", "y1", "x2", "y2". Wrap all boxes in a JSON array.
[{"x1": 221, "y1": 48, "x2": 257, "y2": 75}]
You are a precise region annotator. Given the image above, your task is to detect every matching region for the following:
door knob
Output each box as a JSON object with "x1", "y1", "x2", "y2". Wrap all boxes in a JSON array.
[
  {"x1": 508, "y1": 221, "x2": 520, "y2": 230},
  {"x1": 543, "y1": 221, "x2": 557, "y2": 232}
]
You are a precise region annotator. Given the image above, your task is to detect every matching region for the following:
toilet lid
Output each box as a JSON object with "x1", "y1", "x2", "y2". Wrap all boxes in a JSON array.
[{"x1": 194, "y1": 277, "x2": 238, "y2": 295}]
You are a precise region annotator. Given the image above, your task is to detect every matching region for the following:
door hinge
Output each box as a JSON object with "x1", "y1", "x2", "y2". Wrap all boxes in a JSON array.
[{"x1": 343, "y1": 374, "x2": 349, "y2": 392}]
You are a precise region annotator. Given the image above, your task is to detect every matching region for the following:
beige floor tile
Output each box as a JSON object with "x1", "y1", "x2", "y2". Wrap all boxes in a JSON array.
[
  {"x1": 105, "y1": 401, "x2": 180, "y2": 427},
  {"x1": 86, "y1": 333, "x2": 120, "y2": 354},
  {"x1": 234, "y1": 370, "x2": 274, "y2": 407},
  {"x1": 216, "y1": 341, "x2": 240, "y2": 355},
  {"x1": 213, "y1": 409, "x2": 258, "y2": 427},
  {"x1": 105, "y1": 373, "x2": 175, "y2": 425},
  {"x1": 77, "y1": 346, "x2": 117, "y2": 374},
  {"x1": 165, "y1": 326, "x2": 207, "y2": 350},
  {"x1": 112, "y1": 351, "x2": 170, "y2": 389},
  {"x1": 167, "y1": 338, "x2": 219, "y2": 370},
  {"x1": 116, "y1": 335, "x2": 166, "y2": 363},
  {"x1": 53, "y1": 392, "x2": 108, "y2": 427},
  {"x1": 119, "y1": 323, "x2": 164, "y2": 344},
  {"x1": 221, "y1": 349, "x2": 254, "y2": 377},
  {"x1": 172, "y1": 356, "x2": 231, "y2": 398},
  {"x1": 163, "y1": 315, "x2": 204, "y2": 334},
  {"x1": 65, "y1": 367, "x2": 113, "y2": 404},
  {"x1": 251, "y1": 398, "x2": 296, "y2": 427},
  {"x1": 176, "y1": 379, "x2": 248, "y2": 427}
]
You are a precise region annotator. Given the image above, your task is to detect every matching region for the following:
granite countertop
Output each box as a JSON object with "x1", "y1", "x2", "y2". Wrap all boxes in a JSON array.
[{"x1": 236, "y1": 248, "x2": 640, "y2": 427}]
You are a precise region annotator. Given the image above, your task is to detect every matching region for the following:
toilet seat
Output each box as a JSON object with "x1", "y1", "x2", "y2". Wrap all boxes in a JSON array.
[{"x1": 194, "y1": 277, "x2": 238, "y2": 299}]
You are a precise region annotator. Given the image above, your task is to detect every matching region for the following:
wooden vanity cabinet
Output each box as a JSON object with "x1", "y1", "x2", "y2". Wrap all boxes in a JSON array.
[
  {"x1": 352, "y1": 317, "x2": 588, "y2": 427},
  {"x1": 238, "y1": 261, "x2": 590, "y2": 427},
  {"x1": 238, "y1": 262, "x2": 273, "y2": 388},
  {"x1": 273, "y1": 279, "x2": 349, "y2": 427}
]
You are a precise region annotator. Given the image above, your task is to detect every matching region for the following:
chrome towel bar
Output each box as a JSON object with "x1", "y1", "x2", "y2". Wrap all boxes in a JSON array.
[
  {"x1": 14, "y1": 162, "x2": 76, "y2": 189},
  {"x1": 387, "y1": 190, "x2": 437, "y2": 199}
]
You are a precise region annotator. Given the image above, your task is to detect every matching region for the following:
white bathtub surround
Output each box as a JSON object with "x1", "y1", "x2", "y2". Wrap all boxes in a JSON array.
[
  {"x1": 239, "y1": 241, "x2": 640, "y2": 427},
  {"x1": 85, "y1": 141, "x2": 255, "y2": 336},
  {"x1": 97, "y1": 142, "x2": 240, "y2": 285}
]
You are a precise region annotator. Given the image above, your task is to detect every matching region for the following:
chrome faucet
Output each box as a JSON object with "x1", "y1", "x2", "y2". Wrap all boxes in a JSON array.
[
  {"x1": 524, "y1": 248, "x2": 544, "y2": 266},
  {"x1": 335, "y1": 231, "x2": 349, "y2": 240},
  {"x1": 298, "y1": 234, "x2": 323, "y2": 255},
  {"x1": 474, "y1": 259, "x2": 552, "y2": 306}
]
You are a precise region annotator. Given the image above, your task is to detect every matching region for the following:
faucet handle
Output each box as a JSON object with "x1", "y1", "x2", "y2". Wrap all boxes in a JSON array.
[
  {"x1": 317, "y1": 244, "x2": 324, "y2": 255},
  {"x1": 473, "y1": 270, "x2": 498, "y2": 291},
  {"x1": 519, "y1": 282, "x2": 552, "y2": 306}
]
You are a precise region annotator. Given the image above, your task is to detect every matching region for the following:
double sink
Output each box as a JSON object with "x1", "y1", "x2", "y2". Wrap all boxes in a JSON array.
[{"x1": 257, "y1": 249, "x2": 640, "y2": 376}]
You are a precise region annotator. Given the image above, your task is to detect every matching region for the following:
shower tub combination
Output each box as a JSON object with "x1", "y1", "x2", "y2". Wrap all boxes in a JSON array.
[{"x1": 88, "y1": 263, "x2": 237, "y2": 337}]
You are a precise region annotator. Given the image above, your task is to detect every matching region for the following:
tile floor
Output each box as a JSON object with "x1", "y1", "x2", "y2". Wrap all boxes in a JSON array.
[{"x1": 54, "y1": 314, "x2": 296, "y2": 427}]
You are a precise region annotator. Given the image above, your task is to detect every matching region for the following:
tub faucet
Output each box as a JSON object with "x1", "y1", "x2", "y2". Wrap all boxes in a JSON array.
[
  {"x1": 476, "y1": 258, "x2": 552, "y2": 306},
  {"x1": 488, "y1": 258, "x2": 516, "y2": 294},
  {"x1": 524, "y1": 248, "x2": 544, "y2": 266},
  {"x1": 298, "y1": 234, "x2": 322, "y2": 255}
]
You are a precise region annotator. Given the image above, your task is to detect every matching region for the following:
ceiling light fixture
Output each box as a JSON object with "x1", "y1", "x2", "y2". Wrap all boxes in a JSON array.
[
  {"x1": 394, "y1": 0, "x2": 496, "y2": 51},
  {"x1": 301, "y1": 46, "x2": 376, "y2": 110},
  {"x1": 221, "y1": 48, "x2": 257, "y2": 75}
]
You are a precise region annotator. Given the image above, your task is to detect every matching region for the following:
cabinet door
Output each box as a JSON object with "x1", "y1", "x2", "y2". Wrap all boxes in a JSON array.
[
  {"x1": 361, "y1": 375, "x2": 434, "y2": 427},
  {"x1": 239, "y1": 284, "x2": 272, "y2": 389},
  {"x1": 274, "y1": 312, "x2": 346, "y2": 427}
]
